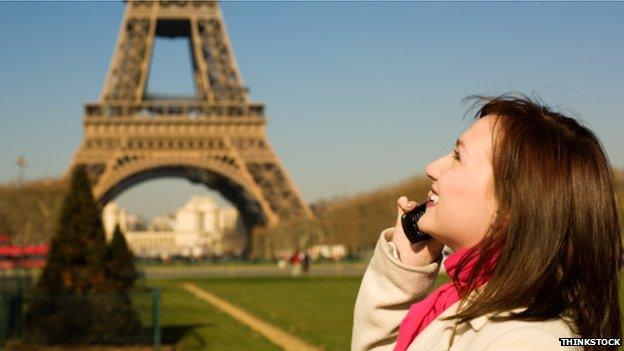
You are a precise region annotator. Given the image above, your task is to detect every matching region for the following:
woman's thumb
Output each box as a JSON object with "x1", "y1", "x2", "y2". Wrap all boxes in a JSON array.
[
  {"x1": 397, "y1": 196, "x2": 416, "y2": 216},
  {"x1": 397, "y1": 196, "x2": 417, "y2": 214}
]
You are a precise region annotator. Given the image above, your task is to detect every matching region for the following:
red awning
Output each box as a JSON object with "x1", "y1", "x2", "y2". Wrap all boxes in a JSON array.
[{"x1": 0, "y1": 244, "x2": 48, "y2": 257}]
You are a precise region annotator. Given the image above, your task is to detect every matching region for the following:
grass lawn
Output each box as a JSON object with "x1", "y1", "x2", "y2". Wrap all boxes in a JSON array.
[
  {"x1": 147, "y1": 280, "x2": 280, "y2": 351},
  {"x1": 147, "y1": 271, "x2": 623, "y2": 351},
  {"x1": 186, "y1": 274, "x2": 451, "y2": 351},
  {"x1": 190, "y1": 276, "x2": 362, "y2": 350}
]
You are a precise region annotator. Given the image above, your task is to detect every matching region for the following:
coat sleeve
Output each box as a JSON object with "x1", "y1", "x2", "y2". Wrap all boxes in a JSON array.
[{"x1": 351, "y1": 227, "x2": 443, "y2": 351}]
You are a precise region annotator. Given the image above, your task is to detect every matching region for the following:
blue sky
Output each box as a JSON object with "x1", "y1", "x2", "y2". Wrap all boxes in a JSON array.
[{"x1": 1, "y1": 1, "x2": 623, "y2": 220}]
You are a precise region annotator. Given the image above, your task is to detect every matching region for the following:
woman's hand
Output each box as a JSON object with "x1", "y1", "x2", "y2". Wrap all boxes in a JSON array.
[{"x1": 391, "y1": 196, "x2": 445, "y2": 266}]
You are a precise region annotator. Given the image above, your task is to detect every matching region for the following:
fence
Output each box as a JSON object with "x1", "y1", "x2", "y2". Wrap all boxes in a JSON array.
[{"x1": 0, "y1": 275, "x2": 161, "y2": 350}]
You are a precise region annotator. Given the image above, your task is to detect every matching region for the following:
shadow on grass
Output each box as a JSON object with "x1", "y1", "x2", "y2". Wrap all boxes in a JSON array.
[{"x1": 147, "y1": 323, "x2": 213, "y2": 346}]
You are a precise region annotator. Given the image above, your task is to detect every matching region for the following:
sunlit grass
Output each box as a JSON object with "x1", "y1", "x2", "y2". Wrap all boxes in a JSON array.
[
  {"x1": 178, "y1": 272, "x2": 623, "y2": 350},
  {"x1": 147, "y1": 280, "x2": 280, "y2": 351}
]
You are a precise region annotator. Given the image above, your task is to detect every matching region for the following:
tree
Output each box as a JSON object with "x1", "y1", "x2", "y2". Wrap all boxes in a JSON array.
[
  {"x1": 94, "y1": 223, "x2": 142, "y2": 343},
  {"x1": 105, "y1": 224, "x2": 138, "y2": 291},
  {"x1": 31, "y1": 165, "x2": 108, "y2": 296},
  {"x1": 24, "y1": 165, "x2": 142, "y2": 344}
]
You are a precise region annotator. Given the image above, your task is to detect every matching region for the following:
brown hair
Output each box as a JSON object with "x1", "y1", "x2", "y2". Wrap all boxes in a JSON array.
[{"x1": 439, "y1": 94, "x2": 623, "y2": 350}]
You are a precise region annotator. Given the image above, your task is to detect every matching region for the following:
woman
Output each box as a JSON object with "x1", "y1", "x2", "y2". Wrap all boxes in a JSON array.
[{"x1": 351, "y1": 95, "x2": 622, "y2": 351}]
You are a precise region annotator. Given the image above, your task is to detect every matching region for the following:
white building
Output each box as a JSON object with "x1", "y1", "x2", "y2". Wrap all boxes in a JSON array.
[
  {"x1": 102, "y1": 202, "x2": 128, "y2": 241},
  {"x1": 148, "y1": 214, "x2": 175, "y2": 231},
  {"x1": 102, "y1": 196, "x2": 246, "y2": 259}
]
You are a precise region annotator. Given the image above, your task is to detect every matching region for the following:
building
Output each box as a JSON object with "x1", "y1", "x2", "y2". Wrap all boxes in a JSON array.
[
  {"x1": 102, "y1": 196, "x2": 246, "y2": 259},
  {"x1": 102, "y1": 202, "x2": 128, "y2": 240},
  {"x1": 148, "y1": 214, "x2": 175, "y2": 231}
]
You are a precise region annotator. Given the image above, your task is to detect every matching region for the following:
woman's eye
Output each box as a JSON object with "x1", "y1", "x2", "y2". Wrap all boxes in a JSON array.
[{"x1": 452, "y1": 150, "x2": 460, "y2": 161}]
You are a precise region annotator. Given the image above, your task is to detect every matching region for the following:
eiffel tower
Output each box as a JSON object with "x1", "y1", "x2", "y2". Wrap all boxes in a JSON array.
[{"x1": 68, "y1": 0, "x2": 313, "y2": 250}]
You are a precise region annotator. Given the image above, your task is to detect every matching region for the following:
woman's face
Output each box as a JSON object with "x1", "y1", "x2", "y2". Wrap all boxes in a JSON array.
[{"x1": 418, "y1": 115, "x2": 499, "y2": 251}]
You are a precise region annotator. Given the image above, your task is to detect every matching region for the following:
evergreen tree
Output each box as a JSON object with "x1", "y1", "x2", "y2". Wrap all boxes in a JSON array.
[
  {"x1": 96, "y1": 223, "x2": 143, "y2": 343},
  {"x1": 105, "y1": 224, "x2": 138, "y2": 291},
  {"x1": 24, "y1": 165, "x2": 142, "y2": 344},
  {"x1": 35, "y1": 165, "x2": 108, "y2": 294}
]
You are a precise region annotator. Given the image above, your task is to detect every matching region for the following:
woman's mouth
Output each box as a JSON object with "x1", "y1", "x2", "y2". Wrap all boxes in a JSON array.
[{"x1": 427, "y1": 192, "x2": 439, "y2": 205}]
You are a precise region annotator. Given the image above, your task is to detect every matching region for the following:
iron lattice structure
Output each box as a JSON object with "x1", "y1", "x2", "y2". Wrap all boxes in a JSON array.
[{"x1": 68, "y1": 0, "x2": 313, "y2": 241}]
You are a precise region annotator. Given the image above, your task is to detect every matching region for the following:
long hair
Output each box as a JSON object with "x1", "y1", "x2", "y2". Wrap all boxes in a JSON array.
[{"x1": 438, "y1": 94, "x2": 623, "y2": 350}]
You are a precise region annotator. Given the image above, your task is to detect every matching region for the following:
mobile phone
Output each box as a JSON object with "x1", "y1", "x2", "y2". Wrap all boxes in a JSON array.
[{"x1": 400, "y1": 200, "x2": 432, "y2": 243}]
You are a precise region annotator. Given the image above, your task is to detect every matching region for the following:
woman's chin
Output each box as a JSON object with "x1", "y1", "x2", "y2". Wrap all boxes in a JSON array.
[
  {"x1": 418, "y1": 219, "x2": 440, "y2": 240},
  {"x1": 417, "y1": 217, "x2": 431, "y2": 231},
  {"x1": 418, "y1": 223, "x2": 433, "y2": 236}
]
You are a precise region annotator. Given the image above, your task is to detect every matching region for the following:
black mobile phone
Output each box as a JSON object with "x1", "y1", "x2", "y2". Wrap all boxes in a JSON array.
[{"x1": 400, "y1": 200, "x2": 432, "y2": 243}]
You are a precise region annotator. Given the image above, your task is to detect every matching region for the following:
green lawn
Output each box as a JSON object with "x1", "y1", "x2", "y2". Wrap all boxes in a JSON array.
[
  {"x1": 150, "y1": 273, "x2": 622, "y2": 351},
  {"x1": 185, "y1": 274, "x2": 451, "y2": 351},
  {"x1": 148, "y1": 280, "x2": 280, "y2": 351},
  {"x1": 191, "y1": 276, "x2": 363, "y2": 351}
]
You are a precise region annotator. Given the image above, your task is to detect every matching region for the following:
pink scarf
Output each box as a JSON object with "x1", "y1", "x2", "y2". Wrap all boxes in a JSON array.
[{"x1": 393, "y1": 242, "x2": 503, "y2": 351}]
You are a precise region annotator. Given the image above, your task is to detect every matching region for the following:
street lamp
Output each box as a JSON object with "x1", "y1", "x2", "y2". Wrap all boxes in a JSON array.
[
  {"x1": 15, "y1": 155, "x2": 27, "y2": 186},
  {"x1": 13, "y1": 156, "x2": 28, "y2": 293}
]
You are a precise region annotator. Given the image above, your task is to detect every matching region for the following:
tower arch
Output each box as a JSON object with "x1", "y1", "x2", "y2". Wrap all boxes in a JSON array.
[{"x1": 96, "y1": 159, "x2": 273, "y2": 234}]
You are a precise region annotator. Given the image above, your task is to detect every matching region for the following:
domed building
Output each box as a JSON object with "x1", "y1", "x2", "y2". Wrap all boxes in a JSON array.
[{"x1": 103, "y1": 196, "x2": 247, "y2": 259}]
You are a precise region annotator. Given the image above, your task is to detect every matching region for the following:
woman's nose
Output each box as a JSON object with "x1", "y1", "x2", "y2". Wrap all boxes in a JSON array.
[{"x1": 425, "y1": 154, "x2": 451, "y2": 181}]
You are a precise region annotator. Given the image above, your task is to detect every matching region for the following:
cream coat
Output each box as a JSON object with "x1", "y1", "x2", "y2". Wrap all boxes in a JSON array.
[{"x1": 351, "y1": 227, "x2": 581, "y2": 351}]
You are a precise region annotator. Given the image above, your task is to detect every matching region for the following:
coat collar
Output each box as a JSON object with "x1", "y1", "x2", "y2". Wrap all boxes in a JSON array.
[
  {"x1": 467, "y1": 314, "x2": 489, "y2": 332},
  {"x1": 465, "y1": 304, "x2": 576, "y2": 333},
  {"x1": 458, "y1": 283, "x2": 528, "y2": 332},
  {"x1": 467, "y1": 307, "x2": 528, "y2": 332},
  {"x1": 446, "y1": 284, "x2": 575, "y2": 334}
]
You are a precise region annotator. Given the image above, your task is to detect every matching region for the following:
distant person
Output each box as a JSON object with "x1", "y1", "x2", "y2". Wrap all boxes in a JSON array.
[
  {"x1": 290, "y1": 251, "x2": 302, "y2": 276},
  {"x1": 277, "y1": 256, "x2": 287, "y2": 269},
  {"x1": 302, "y1": 250, "x2": 311, "y2": 274},
  {"x1": 352, "y1": 95, "x2": 622, "y2": 350}
]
